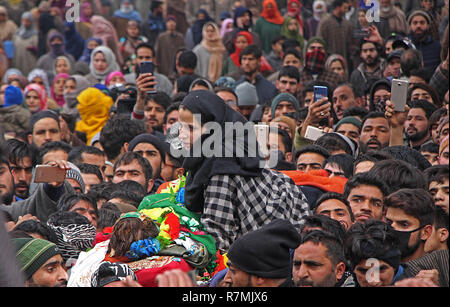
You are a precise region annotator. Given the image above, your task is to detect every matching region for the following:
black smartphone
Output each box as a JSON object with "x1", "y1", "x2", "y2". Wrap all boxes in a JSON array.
[{"x1": 140, "y1": 61, "x2": 157, "y2": 94}]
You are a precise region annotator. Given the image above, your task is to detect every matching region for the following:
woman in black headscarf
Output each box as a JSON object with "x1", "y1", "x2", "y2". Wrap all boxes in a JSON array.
[{"x1": 176, "y1": 90, "x2": 311, "y2": 251}]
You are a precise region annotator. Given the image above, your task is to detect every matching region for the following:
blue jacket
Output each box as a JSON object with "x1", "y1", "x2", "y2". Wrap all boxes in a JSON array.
[{"x1": 409, "y1": 34, "x2": 442, "y2": 74}]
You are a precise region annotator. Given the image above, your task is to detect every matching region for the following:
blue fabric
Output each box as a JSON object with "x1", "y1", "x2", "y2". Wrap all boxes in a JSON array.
[
  {"x1": 79, "y1": 38, "x2": 103, "y2": 64},
  {"x1": 64, "y1": 22, "x2": 85, "y2": 61},
  {"x1": 113, "y1": 9, "x2": 142, "y2": 23},
  {"x1": 3, "y1": 86, "x2": 23, "y2": 107},
  {"x1": 392, "y1": 264, "x2": 404, "y2": 284}
]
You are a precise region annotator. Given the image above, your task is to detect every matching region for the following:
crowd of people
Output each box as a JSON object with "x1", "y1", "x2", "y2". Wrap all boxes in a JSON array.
[{"x1": 0, "y1": 0, "x2": 448, "y2": 288}]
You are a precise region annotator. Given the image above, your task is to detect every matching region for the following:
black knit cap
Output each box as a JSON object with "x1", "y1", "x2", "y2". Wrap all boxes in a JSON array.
[
  {"x1": 29, "y1": 110, "x2": 60, "y2": 132},
  {"x1": 227, "y1": 219, "x2": 302, "y2": 279},
  {"x1": 127, "y1": 133, "x2": 166, "y2": 161}
]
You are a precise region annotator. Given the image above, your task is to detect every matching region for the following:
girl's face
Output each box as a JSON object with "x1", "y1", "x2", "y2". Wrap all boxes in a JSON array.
[
  {"x1": 109, "y1": 75, "x2": 126, "y2": 87},
  {"x1": 235, "y1": 35, "x2": 249, "y2": 50},
  {"x1": 56, "y1": 59, "x2": 70, "y2": 74},
  {"x1": 26, "y1": 90, "x2": 41, "y2": 112},
  {"x1": 330, "y1": 60, "x2": 345, "y2": 78},
  {"x1": 93, "y1": 52, "x2": 108, "y2": 72},
  {"x1": 88, "y1": 40, "x2": 100, "y2": 50},
  {"x1": 126, "y1": 24, "x2": 139, "y2": 38},
  {"x1": 288, "y1": 19, "x2": 298, "y2": 31},
  {"x1": 205, "y1": 25, "x2": 216, "y2": 40},
  {"x1": 31, "y1": 77, "x2": 45, "y2": 88},
  {"x1": 83, "y1": 5, "x2": 93, "y2": 17},
  {"x1": 54, "y1": 78, "x2": 66, "y2": 96},
  {"x1": 64, "y1": 79, "x2": 77, "y2": 94},
  {"x1": 358, "y1": 11, "x2": 368, "y2": 27},
  {"x1": 178, "y1": 106, "x2": 204, "y2": 150}
]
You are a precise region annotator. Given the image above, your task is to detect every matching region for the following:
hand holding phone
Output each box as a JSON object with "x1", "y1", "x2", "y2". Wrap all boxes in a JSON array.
[
  {"x1": 140, "y1": 62, "x2": 157, "y2": 94},
  {"x1": 391, "y1": 79, "x2": 409, "y2": 112}
]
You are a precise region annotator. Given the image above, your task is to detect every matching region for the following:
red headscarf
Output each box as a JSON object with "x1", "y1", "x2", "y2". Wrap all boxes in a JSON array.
[
  {"x1": 230, "y1": 31, "x2": 253, "y2": 67},
  {"x1": 287, "y1": 0, "x2": 304, "y2": 33},
  {"x1": 260, "y1": 0, "x2": 284, "y2": 25}
]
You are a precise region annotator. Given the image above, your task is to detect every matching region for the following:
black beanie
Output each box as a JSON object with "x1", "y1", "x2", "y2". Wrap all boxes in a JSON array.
[
  {"x1": 29, "y1": 110, "x2": 60, "y2": 132},
  {"x1": 227, "y1": 219, "x2": 302, "y2": 279},
  {"x1": 128, "y1": 133, "x2": 166, "y2": 161}
]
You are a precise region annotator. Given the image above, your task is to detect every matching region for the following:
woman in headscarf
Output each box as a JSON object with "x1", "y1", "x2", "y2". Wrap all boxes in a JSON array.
[
  {"x1": 86, "y1": 46, "x2": 120, "y2": 85},
  {"x1": 75, "y1": 1, "x2": 94, "y2": 40},
  {"x1": 64, "y1": 22, "x2": 86, "y2": 61},
  {"x1": 62, "y1": 74, "x2": 90, "y2": 118},
  {"x1": 75, "y1": 87, "x2": 114, "y2": 145},
  {"x1": 281, "y1": 16, "x2": 305, "y2": 51},
  {"x1": 220, "y1": 18, "x2": 234, "y2": 38},
  {"x1": 193, "y1": 22, "x2": 226, "y2": 83},
  {"x1": 325, "y1": 54, "x2": 349, "y2": 82},
  {"x1": 185, "y1": 9, "x2": 214, "y2": 50},
  {"x1": 222, "y1": 31, "x2": 253, "y2": 76},
  {"x1": 53, "y1": 56, "x2": 72, "y2": 76},
  {"x1": 285, "y1": 0, "x2": 304, "y2": 36},
  {"x1": 51, "y1": 73, "x2": 69, "y2": 108},
  {"x1": 78, "y1": 37, "x2": 103, "y2": 64},
  {"x1": 11, "y1": 11, "x2": 39, "y2": 76},
  {"x1": 27, "y1": 68, "x2": 51, "y2": 95},
  {"x1": 23, "y1": 83, "x2": 48, "y2": 114},
  {"x1": 254, "y1": 0, "x2": 284, "y2": 55},
  {"x1": 176, "y1": 90, "x2": 310, "y2": 250},
  {"x1": 37, "y1": 1, "x2": 57, "y2": 58},
  {"x1": 90, "y1": 15, "x2": 123, "y2": 66},
  {"x1": 0, "y1": 6, "x2": 18, "y2": 42},
  {"x1": 303, "y1": 0, "x2": 327, "y2": 40},
  {"x1": 119, "y1": 20, "x2": 148, "y2": 62},
  {"x1": 36, "y1": 30, "x2": 76, "y2": 79}
]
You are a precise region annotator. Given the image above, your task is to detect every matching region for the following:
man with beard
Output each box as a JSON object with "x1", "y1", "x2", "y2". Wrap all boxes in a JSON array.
[
  {"x1": 124, "y1": 43, "x2": 173, "y2": 96},
  {"x1": 384, "y1": 188, "x2": 435, "y2": 262},
  {"x1": 143, "y1": 92, "x2": 171, "y2": 134},
  {"x1": 404, "y1": 100, "x2": 437, "y2": 151},
  {"x1": 292, "y1": 230, "x2": 347, "y2": 287},
  {"x1": 359, "y1": 112, "x2": 391, "y2": 153},
  {"x1": 350, "y1": 41, "x2": 386, "y2": 95},
  {"x1": 332, "y1": 84, "x2": 364, "y2": 121},
  {"x1": 407, "y1": 10, "x2": 442, "y2": 74},
  {"x1": 0, "y1": 150, "x2": 14, "y2": 205},
  {"x1": 13, "y1": 238, "x2": 68, "y2": 287},
  {"x1": 6, "y1": 139, "x2": 37, "y2": 202}
]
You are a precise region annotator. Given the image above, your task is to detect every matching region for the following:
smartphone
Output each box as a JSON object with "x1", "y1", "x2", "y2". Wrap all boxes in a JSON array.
[
  {"x1": 314, "y1": 86, "x2": 328, "y2": 104},
  {"x1": 391, "y1": 79, "x2": 409, "y2": 112},
  {"x1": 353, "y1": 29, "x2": 370, "y2": 39},
  {"x1": 34, "y1": 165, "x2": 66, "y2": 183},
  {"x1": 140, "y1": 61, "x2": 157, "y2": 94},
  {"x1": 305, "y1": 126, "x2": 325, "y2": 141},
  {"x1": 254, "y1": 124, "x2": 269, "y2": 158}
]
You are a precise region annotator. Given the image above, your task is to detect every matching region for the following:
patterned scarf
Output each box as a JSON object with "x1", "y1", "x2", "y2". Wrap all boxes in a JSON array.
[{"x1": 47, "y1": 223, "x2": 96, "y2": 265}]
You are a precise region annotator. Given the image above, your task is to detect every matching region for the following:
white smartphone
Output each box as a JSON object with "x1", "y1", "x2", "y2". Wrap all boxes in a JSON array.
[
  {"x1": 305, "y1": 126, "x2": 325, "y2": 141},
  {"x1": 254, "y1": 124, "x2": 269, "y2": 158},
  {"x1": 391, "y1": 79, "x2": 409, "y2": 112}
]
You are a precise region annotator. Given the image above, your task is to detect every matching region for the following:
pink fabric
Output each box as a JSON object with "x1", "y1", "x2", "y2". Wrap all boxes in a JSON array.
[{"x1": 24, "y1": 83, "x2": 48, "y2": 111}]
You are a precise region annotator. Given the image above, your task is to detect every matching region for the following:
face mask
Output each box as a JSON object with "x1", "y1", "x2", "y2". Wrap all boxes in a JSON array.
[
  {"x1": 64, "y1": 92, "x2": 78, "y2": 108},
  {"x1": 304, "y1": 50, "x2": 326, "y2": 74},
  {"x1": 393, "y1": 225, "x2": 424, "y2": 258},
  {"x1": 381, "y1": 6, "x2": 391, "y2": 13},
  {"x1": 51, "y1": 43, "x2": 64, "y2": 56}
]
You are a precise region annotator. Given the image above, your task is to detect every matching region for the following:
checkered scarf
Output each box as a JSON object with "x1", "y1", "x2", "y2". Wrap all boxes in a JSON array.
[{"x1": 304, "y1": 50, "x2": 326, "y2": 74}]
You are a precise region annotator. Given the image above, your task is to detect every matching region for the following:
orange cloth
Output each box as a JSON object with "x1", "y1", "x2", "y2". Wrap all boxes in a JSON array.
[
  {"x1": 260, "y1": 0, "x2": 285, "y2": 25},
  {"x1": 280, "y1": 169, "x2": 348, "y2": 194}
]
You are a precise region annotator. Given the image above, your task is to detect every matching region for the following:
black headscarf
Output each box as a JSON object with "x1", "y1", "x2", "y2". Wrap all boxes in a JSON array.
[
  {"x1": 191, "y1": 9, "x2": 214, "y2": 46},
  {"x1": 180, "y1": 90, "x2": 264, "y2": 213}
]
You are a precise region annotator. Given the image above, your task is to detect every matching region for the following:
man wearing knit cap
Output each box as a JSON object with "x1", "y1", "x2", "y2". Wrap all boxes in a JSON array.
[
  {"x1": 13, "y1": 238, "x2": 68, "y2": 287},
  {"x1": 0, "y1": 85, "x2": 31, "y2": 135},
  {"x1": 27, "y1": 110, "x2": 62, "y2": 149},
  {"x1": 271, "y1": 93, "x2": 300, "y2": 119},
  {"x1": 235, "y1": 81, "x2": 258, "y2": 120},
  {"x1": 223, "y1": 219, "x2": 302, "y2": 287},
  {"x1": 334, "y1": 116, "x2": 362, "y2": 144},
  {"x1": 127, "y1": 133, "x2": 166, "y2": 193},
  {"x1": 407, "y1": 9, "x2": 441, "y2": 73}
]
